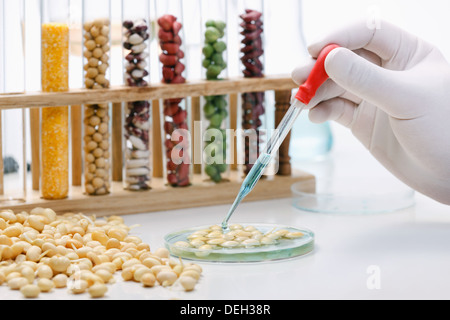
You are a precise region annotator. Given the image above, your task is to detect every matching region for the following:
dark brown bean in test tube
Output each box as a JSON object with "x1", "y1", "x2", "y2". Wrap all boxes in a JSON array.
[{"x1": 240, "y1": 9, "x2": 265, "y2": 175}]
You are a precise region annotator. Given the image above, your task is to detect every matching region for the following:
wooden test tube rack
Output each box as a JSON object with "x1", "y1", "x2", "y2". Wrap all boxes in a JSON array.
[{"x1": 0, "y1": 75, "x2": 315, "y2": 217}]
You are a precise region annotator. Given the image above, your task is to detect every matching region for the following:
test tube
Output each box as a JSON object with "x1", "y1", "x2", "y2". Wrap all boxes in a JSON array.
[
  {"x1": 40, "y1": 0, "x2": 70, "y2": 200},
  {"x1": 239, "y1": 0, "x2": 267, "y2": 175},
  {"x1": 0, "y1": 0, "x2": 3, "y2": 95},
  {"x1": 122, "y1": 0, "x2": 152, "y2": 191},
  {"x1": 200, "y1": 0, "x2": 230, "y2": 183},
  {"x1": 1, "y1": 0, "x2": 27, "y2": 204},
  {"x1": 0, "y1": 0, "x2": 5, "y2": 200},
  {"x1": 82, "y1": 0, "x2": 112, "y2": 196},
  {"x1": 155, "y1": 0, "x2": 192, "y2": 187}
]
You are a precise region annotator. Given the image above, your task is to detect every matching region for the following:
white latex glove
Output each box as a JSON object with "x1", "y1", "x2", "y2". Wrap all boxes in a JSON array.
[{"x1": 292, "y1": 20, "x2": 450, "y2": 205}]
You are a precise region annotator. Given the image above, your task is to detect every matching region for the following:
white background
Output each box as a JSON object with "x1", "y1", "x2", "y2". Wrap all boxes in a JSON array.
[{"x1": 3, "y1": 0, "x2": 450, "y2": 172}]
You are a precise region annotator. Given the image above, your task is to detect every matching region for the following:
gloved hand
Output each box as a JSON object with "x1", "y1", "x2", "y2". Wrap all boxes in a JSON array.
[{"x1": 292, "y1": 19, "x2": 450, "y2": 205}]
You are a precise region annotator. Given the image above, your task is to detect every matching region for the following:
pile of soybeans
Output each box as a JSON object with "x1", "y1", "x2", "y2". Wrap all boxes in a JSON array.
[{"x1": 0, "y1": 208, "x2": 202, "y2": 299}]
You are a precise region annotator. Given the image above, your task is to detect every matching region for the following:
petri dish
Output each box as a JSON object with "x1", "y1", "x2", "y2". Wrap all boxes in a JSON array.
[
  {"x1": 164, "y1": 223, "x2": 314, "y2": 263},
  {"x1": 291, "y1": 177, "x2": 415, "y2": 214}
]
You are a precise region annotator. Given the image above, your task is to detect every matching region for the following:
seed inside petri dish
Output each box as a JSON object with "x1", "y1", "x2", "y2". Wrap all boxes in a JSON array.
[{"x1": 176, "y1": 225, "x2": 305, "y2": 251}]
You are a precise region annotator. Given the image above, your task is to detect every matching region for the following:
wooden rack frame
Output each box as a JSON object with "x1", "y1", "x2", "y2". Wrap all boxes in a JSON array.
[{"x1": 0, "y1": 75, "x2": 315, "y2": 217}]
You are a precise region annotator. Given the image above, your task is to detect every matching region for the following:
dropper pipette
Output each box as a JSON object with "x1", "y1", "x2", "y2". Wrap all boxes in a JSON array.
[{"x1": 222, "y1": 44, "x2": 340, "y2": 231}]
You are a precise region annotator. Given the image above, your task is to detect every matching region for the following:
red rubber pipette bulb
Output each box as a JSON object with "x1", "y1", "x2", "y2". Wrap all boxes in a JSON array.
[{"x1": 295, "y1": 44, "x2": 340, "y2": 105}]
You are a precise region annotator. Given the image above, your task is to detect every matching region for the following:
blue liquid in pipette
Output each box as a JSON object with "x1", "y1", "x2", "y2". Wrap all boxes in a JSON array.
[
  {"x1": 221, "y1": 101, "x2": 305, "y2": 231},
  {"x1": 221, "y1": 153, "x2": 271, "y2": 231}
]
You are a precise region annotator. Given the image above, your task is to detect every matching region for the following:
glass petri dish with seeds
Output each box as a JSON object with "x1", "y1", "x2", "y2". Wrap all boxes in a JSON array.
[{"x1": 164, "y1": 223, "x2": 314, "y2": 263}]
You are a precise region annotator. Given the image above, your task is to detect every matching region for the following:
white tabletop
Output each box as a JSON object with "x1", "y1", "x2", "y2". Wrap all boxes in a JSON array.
[
  {"x1": 122, "y1": 194, "x2": 450, "y2": 301},
  {"x1": 1, "y1": 125, "x2": 449, "y2": 301},
  {"x1": 2, "y1": 193, "x2": 448, "y2": 301}
]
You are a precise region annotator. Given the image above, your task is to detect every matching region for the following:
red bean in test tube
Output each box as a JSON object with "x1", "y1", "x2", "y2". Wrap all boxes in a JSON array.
[{"x1": 155, "y1": 0, "x2": 192, "y2": 187}]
